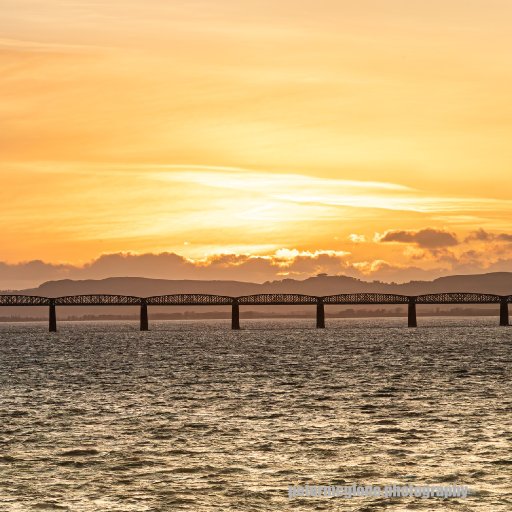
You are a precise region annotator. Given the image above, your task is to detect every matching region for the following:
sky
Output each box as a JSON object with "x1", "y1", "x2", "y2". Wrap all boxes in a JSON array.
[{"x1": 1, "y1": 0, "x2": 511, "y2": 288}]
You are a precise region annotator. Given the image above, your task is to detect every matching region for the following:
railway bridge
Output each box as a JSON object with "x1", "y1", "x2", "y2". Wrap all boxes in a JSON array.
[{"x1": 0, "y1": 292, "x2": 510, "y2": 331}]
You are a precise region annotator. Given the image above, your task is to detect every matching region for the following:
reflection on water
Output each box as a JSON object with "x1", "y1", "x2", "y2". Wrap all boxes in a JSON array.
[{"x1": 0, "y1": 318, "x2": 510, "y2": 511}]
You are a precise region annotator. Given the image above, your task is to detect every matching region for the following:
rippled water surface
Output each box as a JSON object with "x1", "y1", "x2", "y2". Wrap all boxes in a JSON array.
[{"x1": 0, "y1": 318, "x2": 511, "y2": 511}]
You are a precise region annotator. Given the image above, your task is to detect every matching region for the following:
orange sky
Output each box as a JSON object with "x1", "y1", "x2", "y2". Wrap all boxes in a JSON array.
[{"x1": 1, "y1": 0, "x2": 511, "y2": 286}]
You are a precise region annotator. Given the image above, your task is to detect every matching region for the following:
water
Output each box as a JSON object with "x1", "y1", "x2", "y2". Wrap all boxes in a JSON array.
[{"x1": 0, "y1": 318, "x2": 511, "y2": 511}]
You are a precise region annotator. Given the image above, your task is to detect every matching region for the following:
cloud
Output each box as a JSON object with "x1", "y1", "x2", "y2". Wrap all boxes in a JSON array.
[
  {"x1": 1, "y1": 239, "x2": 512, "y2": 291},
  {"x1": 0, "y1": 250, "x2": 353, "y2": 290},
  {"x1": 352, "y1": 260, "x2": 451, "y2": 283},
  {"x1": 465, "y1": 229, "x2": 512, "y2": 243},
  {"x1": 377, "y1": 228, "x2": 459, "y2": 248},
  {"x1": 0, "y1": 249, "x2": 449, "y2": 290},
  {"x1": 348, "y1": 234, "x2": 366, "y2": 243},
  {"x1": 0, "y1": 260, "x2": 74, "y2": 290}
]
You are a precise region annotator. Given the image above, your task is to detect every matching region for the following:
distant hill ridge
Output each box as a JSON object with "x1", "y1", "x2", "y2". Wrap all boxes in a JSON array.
[{"x1": 5, "y1": 271, "x2": 512, "y2": 297}]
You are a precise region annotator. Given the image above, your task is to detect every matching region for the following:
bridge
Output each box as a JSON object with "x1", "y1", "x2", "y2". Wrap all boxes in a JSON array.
[{"x1": 0, "y1": 292, "x2": 510, "y2": 331}]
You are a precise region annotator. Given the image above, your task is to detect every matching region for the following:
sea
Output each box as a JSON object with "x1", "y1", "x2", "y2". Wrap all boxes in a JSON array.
[{"x1": 0, "y1": 317, "x2": 510, "y2": 511}]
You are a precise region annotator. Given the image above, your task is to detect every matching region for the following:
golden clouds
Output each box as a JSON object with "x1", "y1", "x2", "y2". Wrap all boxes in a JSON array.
[{"x1": 1, "y1": 163, "x2": 510, "y2": 268}]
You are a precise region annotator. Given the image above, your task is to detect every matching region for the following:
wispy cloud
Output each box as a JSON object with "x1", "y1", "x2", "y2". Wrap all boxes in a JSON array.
[
  {"x1": 150, "y1": 166, "x2": 512, "y2": 215},
  {"x1": 0, "y1": 37, "x2": 105, "y2": 53},
  {"x1": 154, "y1": 167, "x2": 411, "y2": 192}
]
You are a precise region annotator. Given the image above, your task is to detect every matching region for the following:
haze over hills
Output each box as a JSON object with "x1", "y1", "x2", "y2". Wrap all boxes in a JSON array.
[{"x1": 6, "y1": 271, "x2": 512, "y2": 297}]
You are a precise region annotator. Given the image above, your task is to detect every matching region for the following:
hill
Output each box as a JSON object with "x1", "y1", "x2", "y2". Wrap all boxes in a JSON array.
[{"x1": 9, "y1": 271, "x2": 512, "y2": 297}]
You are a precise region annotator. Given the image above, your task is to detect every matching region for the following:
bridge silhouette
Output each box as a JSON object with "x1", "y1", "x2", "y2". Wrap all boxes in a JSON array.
[{"x1": 0, "y1": 292, "x2": 510, "y2": 331}]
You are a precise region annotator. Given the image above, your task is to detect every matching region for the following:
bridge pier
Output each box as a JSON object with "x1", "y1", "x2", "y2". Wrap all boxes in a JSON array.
[
  {"x1": 140, "y1": 302, "x2": 149, "y2": 331},
  {"x1": 500, "y1": 298, "x2": 509, "y2": 326},
  {"x1": 49, "y1": 300, "x2": 57, "y2": 332},
  {"x1": 316, "y1": 300, "x2": 325, "y2": 328},
  {"x1": 232, "y1": 302, "x2": 240, "y2": 330},
  {"x1": 408, "y1": 298, "x2": 417, "y2": 328}
]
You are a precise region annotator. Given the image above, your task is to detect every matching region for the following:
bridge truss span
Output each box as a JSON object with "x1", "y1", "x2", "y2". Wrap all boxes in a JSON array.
[
  {"x1": 145, "y1": 294, "x2": 234, "y2": 306},
  {"x1": 237, "y1": 293, "x2": 318, "y2": 305},
  {"x1": 323, "y1": 293, "x2": 410, "y2": 305},
  {"x1": 0, "y1": 295, "x2": 50, "y2": 306},
  {"x1": 55, "y1": 294, "x2": 141, "y2": 306},
  {"x1": 416, "y1": 293, "x2": 501, "y2": 304}
]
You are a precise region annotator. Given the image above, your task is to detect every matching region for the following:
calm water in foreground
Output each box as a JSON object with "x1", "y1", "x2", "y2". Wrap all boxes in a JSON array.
[{"x1": 0, "y1": 318, "x2": 511, "y2": 511}]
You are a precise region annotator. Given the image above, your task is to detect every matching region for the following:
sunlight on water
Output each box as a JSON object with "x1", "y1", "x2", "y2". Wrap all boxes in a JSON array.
[{"x1": 0, "y1": 318, "x2": 510, "y2": 511}]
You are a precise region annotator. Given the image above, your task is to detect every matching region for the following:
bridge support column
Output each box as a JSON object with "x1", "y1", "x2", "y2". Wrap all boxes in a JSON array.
[
  {"x1": 316, "y1": 300, "x2": 325, "y2": 328},
  {"x1": 408, "y1": 298, "x2": 417, "y2": 328},
  {"x1": 49, "y1": 300, "x2": 57, "y2": 332},
  {"x1": 140, "y1": 302, "x2": 149, "y2": 331},
  {"x1": 500, "y1": 298, "x2": 509, "y2": 326},
  {"x1": 232, "y1": 302, "x2": 240, "y2": 330}
]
